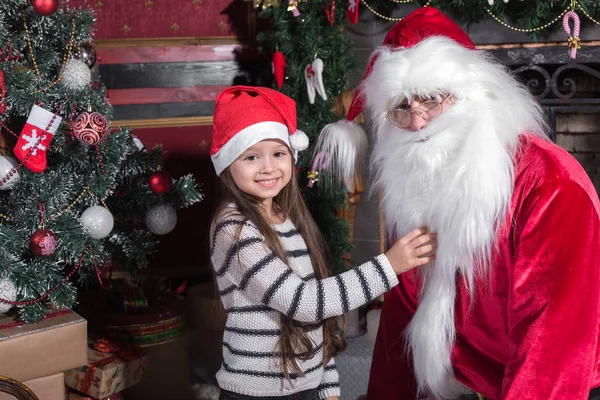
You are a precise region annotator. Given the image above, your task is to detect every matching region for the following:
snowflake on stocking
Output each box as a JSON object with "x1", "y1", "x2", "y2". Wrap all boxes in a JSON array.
[
  {"x1": 20, "y1": 129, "x2": 47, "y2": 156},
  {"x1": 347, "y1": 0, "x2": 359, "y2": 24}
]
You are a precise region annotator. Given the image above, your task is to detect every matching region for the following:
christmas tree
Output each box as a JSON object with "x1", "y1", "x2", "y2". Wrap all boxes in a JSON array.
[
  {"x1": 256, "y1": 0, "x2": 358, "y2": 274},
  {"x1": 0, "y1": 0, "x2": 202, "y2": 323}
]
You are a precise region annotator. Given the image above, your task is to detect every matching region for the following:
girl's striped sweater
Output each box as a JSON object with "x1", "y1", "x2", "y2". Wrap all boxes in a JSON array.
[{"x1": 210, "y1": 209, "x2": 399, "y2": 398}]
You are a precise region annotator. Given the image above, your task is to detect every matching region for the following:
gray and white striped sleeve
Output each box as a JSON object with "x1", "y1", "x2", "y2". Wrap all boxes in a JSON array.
[
  {"x1": 211, "y1": 219, "x2": 399, "y2": 323},
  {"x1": 318, "y1": 357, "x2": 340, "y2": 399}
]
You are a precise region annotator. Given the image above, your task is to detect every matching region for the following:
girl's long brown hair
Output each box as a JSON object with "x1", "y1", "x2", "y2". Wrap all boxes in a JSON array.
[{"x1": 214, "y1": 159, "x2": 347, "y2": 379}]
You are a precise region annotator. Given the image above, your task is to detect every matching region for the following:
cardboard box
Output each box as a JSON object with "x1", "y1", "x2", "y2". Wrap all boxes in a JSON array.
[
  {"x1": 0, "y1": 309, "x2": 87, "y2": 382},
  {"x1": 64, "y1": 340, "x2": 147, "y2": 399},
  {"x1": 0, "y1": 372, "x2": 64, "y2": 400}
]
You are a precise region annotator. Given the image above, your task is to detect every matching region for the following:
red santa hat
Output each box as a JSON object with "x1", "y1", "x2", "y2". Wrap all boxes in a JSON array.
[
  {"x1": 211, "y1": 86, "x2": 309, "y2": 175},
  {"x1": 313, "y1": 6, "x2": 476, "y2": 190}
]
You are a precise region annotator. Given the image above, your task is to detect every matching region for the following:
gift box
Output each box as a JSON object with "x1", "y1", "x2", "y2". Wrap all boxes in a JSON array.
[
  {"x1": 64, "y1": 338, "x2": 147, "y2": 399},
  {"x1": 77, "y1": 292, "x2": 186, "y2": 347},
  {"x1": 100, "y1": 296, "x2": 186, "y2": 347},
  {"x1": 0, "y1": 309, "x2": 87, "y2": 382},
  {"x1": 0, "y1": 372, "x2": 64, "y2": 400},
  {"x1": 65, "y1": 387, "x2": 124, "y2": 400}
]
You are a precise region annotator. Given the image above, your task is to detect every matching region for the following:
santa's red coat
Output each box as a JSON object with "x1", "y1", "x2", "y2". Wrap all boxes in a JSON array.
[{"x1": 367, "y1": 134, "x2": 600, "y2": 400}]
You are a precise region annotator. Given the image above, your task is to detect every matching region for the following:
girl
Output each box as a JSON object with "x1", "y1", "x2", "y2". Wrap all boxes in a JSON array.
[{"x1": 209, "y1": 86, "x2": 436, "y2": 400}]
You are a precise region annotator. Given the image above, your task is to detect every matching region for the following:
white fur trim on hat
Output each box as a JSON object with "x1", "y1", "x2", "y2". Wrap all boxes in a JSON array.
[{"x1": 211, "y1": 121, "x2": 294, "y2": 176}]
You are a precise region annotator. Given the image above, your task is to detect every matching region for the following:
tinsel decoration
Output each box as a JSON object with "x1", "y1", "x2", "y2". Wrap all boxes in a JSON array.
[
  {"x1": 254, "y1": 0, "x2": 280, "y2": 9},
  {"x1": 0, "y1": 69, "x2": 6, "y2": 114}
]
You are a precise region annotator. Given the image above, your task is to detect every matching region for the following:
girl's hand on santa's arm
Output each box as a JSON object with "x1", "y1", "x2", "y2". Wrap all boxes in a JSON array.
[{"x1": 385, "y1": 228, "x2": 437, "y2": 275}]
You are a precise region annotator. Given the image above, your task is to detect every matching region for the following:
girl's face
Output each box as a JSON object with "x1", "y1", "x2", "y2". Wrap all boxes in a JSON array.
[{"x1": 229, "y1": 139, "x2": 292, "y2": 208}]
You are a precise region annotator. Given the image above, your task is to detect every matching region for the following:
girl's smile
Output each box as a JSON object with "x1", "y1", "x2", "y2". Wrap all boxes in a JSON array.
[{"x1": 229, "y1": 139, "x2": 292, "y2": 216}]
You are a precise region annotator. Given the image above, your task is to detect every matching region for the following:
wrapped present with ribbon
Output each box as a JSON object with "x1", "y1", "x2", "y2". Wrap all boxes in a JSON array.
[
  {"x1": 65, "y1": 387, "x2": 124, "y2": 400},
  {"x1": 64, "y1": 337, "x2": 148, "y2": 399}
]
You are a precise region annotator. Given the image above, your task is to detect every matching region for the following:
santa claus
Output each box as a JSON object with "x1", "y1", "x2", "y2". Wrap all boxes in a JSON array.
[{"x1": 314, "y1": 6, "x2": 600, "y2": 400}]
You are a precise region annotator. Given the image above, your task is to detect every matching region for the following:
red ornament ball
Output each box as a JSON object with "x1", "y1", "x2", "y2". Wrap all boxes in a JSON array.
[
  {"x1": 148, "y1": 171, "x2": 172, "y2": 194},
  {"x1": 30, "y1": 0, "x2": 59, "y2": 16},
  {"x1": 30, "y1": 229, "x2": 58, "y2": 257},
  {"x1": 72, "y1": 110, "x2": 109, "y2": 145}
]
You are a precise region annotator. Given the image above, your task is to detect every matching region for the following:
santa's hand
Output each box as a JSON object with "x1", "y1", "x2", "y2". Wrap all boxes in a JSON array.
[{"x1": 385, "y1": 228, "x2": 437, "y2": 274}]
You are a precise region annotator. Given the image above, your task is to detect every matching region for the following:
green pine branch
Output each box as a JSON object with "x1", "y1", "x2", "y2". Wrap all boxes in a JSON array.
[{"x1": 257, "y1": 0, "x2": 356, "y2": 274}]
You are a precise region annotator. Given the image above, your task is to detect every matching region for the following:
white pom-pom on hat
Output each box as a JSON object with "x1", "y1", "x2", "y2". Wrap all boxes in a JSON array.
[{"x1": 290, "y1": 130, "x2": 309, "y2": 151}]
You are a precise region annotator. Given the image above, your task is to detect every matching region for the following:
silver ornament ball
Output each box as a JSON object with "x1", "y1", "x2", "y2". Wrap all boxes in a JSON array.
[
  {"x1": 145, "y1": 203, "x2": 177, "y2": 235},
  {"x1": 0, "y1": 278, "x2": 16, "y2": 314},
  {"x1": 80, "y1": 206, "x2": 114, "y2": 239},
  {"x1": 75, "y1": 43, "x2": 97, "y2": 69},
  {"x1": 0, "y1": 155, "x2": 21, "y2": 190},
  {"x1": 62, "y1": 59, "x2": 91, "y2": 90}
]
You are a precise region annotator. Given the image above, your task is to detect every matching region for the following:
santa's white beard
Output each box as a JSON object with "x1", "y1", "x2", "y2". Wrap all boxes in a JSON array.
[{"x1": 372, "y1": 103, "x2": 515, "y2": 399}]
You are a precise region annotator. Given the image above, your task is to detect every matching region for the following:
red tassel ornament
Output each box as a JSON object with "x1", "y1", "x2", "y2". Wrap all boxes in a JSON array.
[{"x1": 272, "y1": 51, "x2": 286, "y2": 89}]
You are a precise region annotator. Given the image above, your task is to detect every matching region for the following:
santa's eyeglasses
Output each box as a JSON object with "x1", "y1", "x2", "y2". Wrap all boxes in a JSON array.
[{"x1": 385, "y1": 94, "x2": 454, "y2": 129}]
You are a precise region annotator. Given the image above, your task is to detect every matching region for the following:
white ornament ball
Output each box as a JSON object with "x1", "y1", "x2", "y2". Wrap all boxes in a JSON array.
[
  {"x1": 0, "y1": 155, "x2": 21, "y2": 190},
  {"x1": 145, "y1": 203, "x2": 177, "y2": 235},
  {"x1": 0, "y1": 278, "x2": 17, "y2": 314},
  {"x1": 80, "y1": 206, "x2": 114, "y2": 239},
  {"x1": 62, "y1": 59, "x2": 91, "y2": 90}
]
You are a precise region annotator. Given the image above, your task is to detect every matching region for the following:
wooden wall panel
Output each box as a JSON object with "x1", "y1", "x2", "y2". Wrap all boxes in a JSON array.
[
  {"x1": 62, "y1": 0, "x2": 263, "y2": 276},
  {"x1": 95, "y1": 42, "x2": 252, "y2": 124},
  {"x1": 68, "y1": 0, "x2": 252, "y2": 38}
]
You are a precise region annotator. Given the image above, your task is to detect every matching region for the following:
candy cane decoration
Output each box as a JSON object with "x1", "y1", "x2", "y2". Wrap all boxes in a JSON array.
[
  {"x1": 563, "y1": 10, "x2": 581, "y2": 59},
  {"x1": 288, "y1": 0, "x2": 301, "y2": 17},
  {"x1": 307, "y1": 151, "x2": 330, "y2": 188}
]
